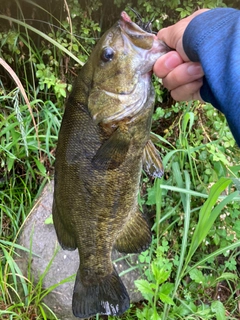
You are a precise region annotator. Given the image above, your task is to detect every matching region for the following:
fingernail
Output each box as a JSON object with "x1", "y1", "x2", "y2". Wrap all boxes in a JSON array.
[
  {"x1": 165, "y1": 53, "x2": 182, "y2": 70},
  {"x1": 187, "y1": 64, "x2": 203, "y2": 76}
]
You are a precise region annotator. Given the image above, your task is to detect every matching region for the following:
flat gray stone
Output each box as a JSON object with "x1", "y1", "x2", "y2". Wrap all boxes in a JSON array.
[{"x1": 16, "y1": 181, "x2": 144, "y2": 320}]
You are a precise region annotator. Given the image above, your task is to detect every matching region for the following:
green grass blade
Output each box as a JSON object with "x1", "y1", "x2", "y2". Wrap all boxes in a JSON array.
[
  {"x1": 0, "y1": 15, "x2": 84, "y2": 66},
  {"x1": 172, "y1": 162, "x2": 186, "y2": 212},
  {"x1": 185, "y1": 178, "x2": 233, "y2": 265},
  {"x1": 173, "y1": 170, "x2": 191, "y2": 293},
  {"x1": 185, "y1": 239, "x2": 240, "y2": 276}
]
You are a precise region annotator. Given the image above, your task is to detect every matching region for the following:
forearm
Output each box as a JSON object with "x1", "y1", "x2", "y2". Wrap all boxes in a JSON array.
[
  {"x1": 183, "y1": 8, "x2": 240, "y2": 146},
  {"x1": 183, "y1": 8, "x2": 240, "y2": 145}
]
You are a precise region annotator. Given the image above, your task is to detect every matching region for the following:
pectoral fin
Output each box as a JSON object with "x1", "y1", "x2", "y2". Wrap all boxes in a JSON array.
[
  {"x1": 143, "y1": 139, "x2": 164, "y2": 178},
  {"x1": 114, "y1": 210, "x2": 152, "y2": 253},
  {"x1": 92, "y1": 127, "x2": 131, "y2": 170}
]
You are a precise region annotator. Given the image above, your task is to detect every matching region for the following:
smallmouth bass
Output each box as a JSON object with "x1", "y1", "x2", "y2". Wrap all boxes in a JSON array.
[{"x1": 52, "y1": 11, "x2": 169, "y2": 318}]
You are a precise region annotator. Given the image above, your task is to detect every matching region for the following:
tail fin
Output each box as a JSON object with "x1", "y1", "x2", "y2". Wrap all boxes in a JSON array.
[{"x1": 72, "y1": 267, "x2": 130, "y2": 318}]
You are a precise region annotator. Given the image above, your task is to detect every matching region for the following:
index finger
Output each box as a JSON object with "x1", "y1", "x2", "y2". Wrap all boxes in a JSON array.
[
  {"x1": 153, "y1": 51, "x2": 183, "y2": 78},
  {"x1": 157, "y1": 24, "x2": 187, "y2": 58}
]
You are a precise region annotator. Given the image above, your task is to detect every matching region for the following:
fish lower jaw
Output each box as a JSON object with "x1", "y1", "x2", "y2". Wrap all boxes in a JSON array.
[{"x1": 93, "y1": 82, "x2": 150, "y2": 124}]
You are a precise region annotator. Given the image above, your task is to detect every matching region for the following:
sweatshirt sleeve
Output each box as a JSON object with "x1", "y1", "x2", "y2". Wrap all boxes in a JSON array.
[{"x1": 182, "y1": 8, "x2": 240, "y2": 147}]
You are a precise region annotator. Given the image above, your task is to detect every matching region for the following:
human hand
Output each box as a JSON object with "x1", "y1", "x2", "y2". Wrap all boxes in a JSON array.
[{"x1": 153, "y1": 9, "x2": 209, "y2": 101}]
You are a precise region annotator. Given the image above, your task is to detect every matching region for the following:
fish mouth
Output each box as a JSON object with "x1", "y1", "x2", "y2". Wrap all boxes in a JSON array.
[
  {"x1": 119, "y1": 11, "x2": 155, "y2": 51},
  {"x1": 90, "y1": 12, "x2": 170, "y2": 125},
  {"x1": 119, "y1": 11, "x2": 170, "y2": 73}
]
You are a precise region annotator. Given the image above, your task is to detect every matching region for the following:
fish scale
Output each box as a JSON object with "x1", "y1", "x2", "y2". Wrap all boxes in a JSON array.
[{"x1": 52, "y1": 11, "x2": 170, "y2": 318}]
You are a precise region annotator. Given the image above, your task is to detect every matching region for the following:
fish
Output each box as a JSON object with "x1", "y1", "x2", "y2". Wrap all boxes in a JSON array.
[{"x1": 52, "y1": 11, "x2": 169, "y2": 318}]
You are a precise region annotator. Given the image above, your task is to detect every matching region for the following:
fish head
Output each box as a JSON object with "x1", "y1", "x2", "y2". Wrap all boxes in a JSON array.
[{"x1": 87, "y1": 11, "x2": 170, "y2": 124}]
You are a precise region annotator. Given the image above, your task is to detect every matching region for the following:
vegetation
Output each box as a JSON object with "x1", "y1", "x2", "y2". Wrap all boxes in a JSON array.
[{"x1": 0, "y1": 0, "x2": 239, "y2": 319}]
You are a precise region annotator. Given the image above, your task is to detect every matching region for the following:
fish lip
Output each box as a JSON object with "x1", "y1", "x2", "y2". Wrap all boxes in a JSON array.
[
  {"x1": 119, "y1": 11, "x2": 169, "y2": 48},
  {"x1": 119, "y1": 11, "x2": 147, "y2": 34},
  {"x1": 119, "y1": 11, "x2": 171, "y2": 73},
  {"x1": 121, "y1": 11, "x2": 132, "y2": 23},
  {"x1": 119, "y1": 11, "x2": 154, "y2": 45}
]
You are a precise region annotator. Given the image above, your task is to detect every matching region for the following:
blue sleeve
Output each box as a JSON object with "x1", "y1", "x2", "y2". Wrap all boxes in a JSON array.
[{"x1": 182, "y1": 8, "x2": 240, "y2": 147}]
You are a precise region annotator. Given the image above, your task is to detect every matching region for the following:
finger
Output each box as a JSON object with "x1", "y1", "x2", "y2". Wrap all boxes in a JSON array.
[
  {"x1": 153, "y1": 51, "x2": 183, "y2": 78},
  {"x1": 157, "y1": 22, "x2": 185, "y2": 49},
  {"x1": 162, "y1": 62, "x2": 204, "y2": 91},
  {"x1": 170, "y1": 80, "x2": 204, "y2": 101}
]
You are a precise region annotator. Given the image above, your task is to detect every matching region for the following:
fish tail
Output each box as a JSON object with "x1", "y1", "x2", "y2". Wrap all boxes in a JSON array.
[{"x1": 72, "y1": 266, "x2": 130, "y2": 318}]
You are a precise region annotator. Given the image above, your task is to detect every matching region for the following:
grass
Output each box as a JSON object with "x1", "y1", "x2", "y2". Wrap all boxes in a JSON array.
[{"x1": 0, "y1": 0, "x2": 240, "y2": 319}]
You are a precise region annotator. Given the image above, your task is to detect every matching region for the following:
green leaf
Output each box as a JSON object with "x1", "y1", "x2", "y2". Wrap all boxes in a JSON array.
[
  {"x1": 42, "y1": 49, "x2": 52, "y2": 55},
  {"x1": 189, "y1": 268, "x2": 205, "y2": 284},
  {"x1": 211, "y1": 300, "x2": 226, "y2": 320},
  {"x1": 159, "y1": 292, "x2": 175, "y2": 305},
  {"x1": 7, "y1": 156, "x2": 15, "y2": 171},
  {"x1": 72, "y1": 44, "x2": 79, "y2": 52},
  {"x1": 45, "y1": 214, "x2": 53, "y2": 225},
  {"x1": 186, "y1": 178, "x2": 235, "y2": 264},
  {"x1": 34, "y1": 158, "x2": 46, "y2": 176},
  {"x1": 213, "y1": 232, "x2": 220, "y2": 245},
  {"x1": 36, "y1": 70, "x2": 43, "y2": 78},
  {"x1": 233, "y1": 220, "x2": 240, "y2": 237},
  {"x1": 182, "y1": 111, "x2": 194, "y2": 135},
  {"x1": 159, "y1": 282, "x2": 174, "y2": 295},
  {"x1": 224, "y1": 258, "x2": 237, "y2": 271},
  {"x1": 216, "y1": 272, "x2": 238, "y2": 282},
  {"x1": 151, "y1": 265, "x2": 170, "y2": 284},
  {"x1": 135, "y1": 279, "x2": 155, "y2": 301},
  {"x1": 146, "y1": 186, "x2": 156, "y2": 205},
  {"x1": 151, "y1": 309, "x2": 160, "y2": 320}
]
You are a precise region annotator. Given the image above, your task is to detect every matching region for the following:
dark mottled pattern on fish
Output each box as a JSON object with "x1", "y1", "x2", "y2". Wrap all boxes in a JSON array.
[{"x1": 52, "y1": 11, "x2": 169, "y2": 319}]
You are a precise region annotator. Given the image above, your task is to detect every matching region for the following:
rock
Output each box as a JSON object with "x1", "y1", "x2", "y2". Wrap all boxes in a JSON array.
[{"x1": 16, "y1": 181, "x2": 144, "y2": 320}]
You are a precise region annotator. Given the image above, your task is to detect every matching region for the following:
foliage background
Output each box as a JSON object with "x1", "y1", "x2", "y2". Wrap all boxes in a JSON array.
[{"x1": 0, "y1": 0, "x2": 240, "y2": 319}]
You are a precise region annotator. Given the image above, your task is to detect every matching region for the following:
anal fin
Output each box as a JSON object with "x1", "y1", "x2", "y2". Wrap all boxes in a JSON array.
[
  {"x1": 114, "y1": 210, "x2": 152, "y2": 253},
  {"x1": 72, "y1": 267, "x2": 130, "y2": 318}
]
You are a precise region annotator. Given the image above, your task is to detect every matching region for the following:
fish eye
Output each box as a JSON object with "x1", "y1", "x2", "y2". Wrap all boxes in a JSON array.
[{"x1": 101, "y1": 47, "x2": 114, "y2": 62}]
